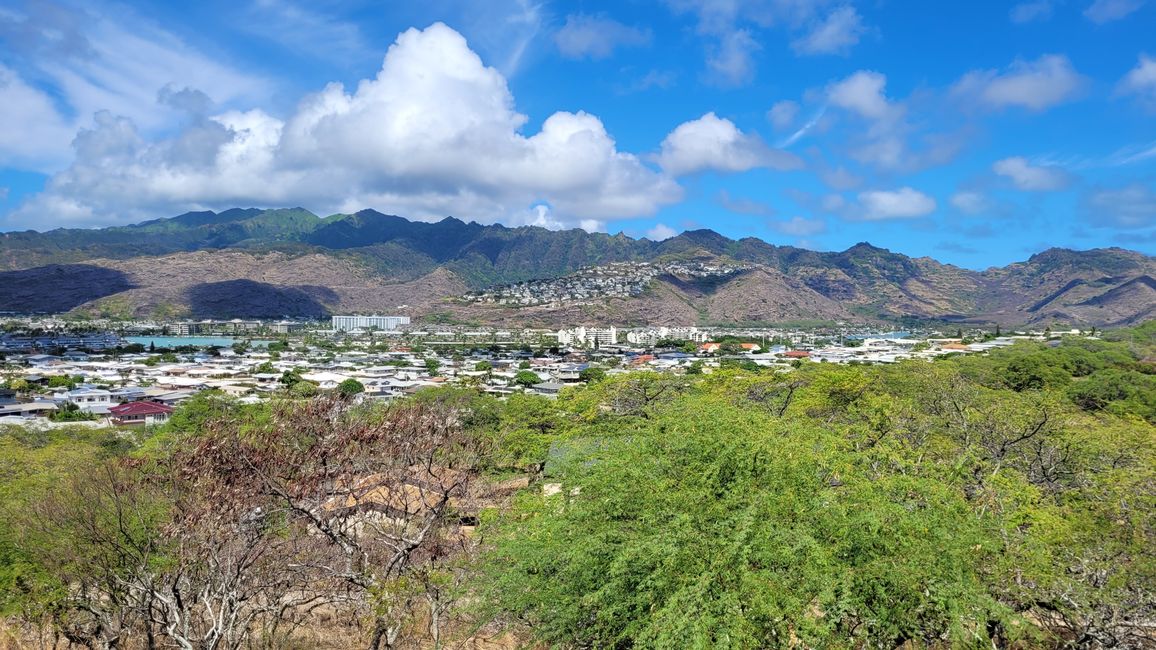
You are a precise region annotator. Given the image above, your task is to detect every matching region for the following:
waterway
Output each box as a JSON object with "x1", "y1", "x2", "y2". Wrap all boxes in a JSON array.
[{"x1": 843, "y1": 331, "x2": 911, "y2": 340}]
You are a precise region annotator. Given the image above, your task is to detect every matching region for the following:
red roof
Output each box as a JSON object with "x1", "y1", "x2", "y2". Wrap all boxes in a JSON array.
[
  {"x1": 109, "y1": 401, "x2": 174, "y2": 416},
  {"x1": 784, "y1": 350, "x2": 811, "y2": 358}
]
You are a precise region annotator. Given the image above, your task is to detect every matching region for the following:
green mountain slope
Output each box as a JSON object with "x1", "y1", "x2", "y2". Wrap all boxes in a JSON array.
[{"x1": 0, "y1": 207, "x2": 1152, "y2": 326}]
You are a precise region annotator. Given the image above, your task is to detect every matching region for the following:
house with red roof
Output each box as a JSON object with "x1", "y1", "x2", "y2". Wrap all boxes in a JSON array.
[{"x1": 108, "y1": 401, "x2": 174, "y2": 426}]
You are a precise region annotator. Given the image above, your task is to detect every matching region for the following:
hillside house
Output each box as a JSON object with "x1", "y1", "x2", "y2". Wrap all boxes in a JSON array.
[
  {"x1": 57, "y1": 386, "x2": 114, "y2": 414},
  {"x1": 0, "y1": 402, "x2": 58, "y2": 418},
  {"x1": 108, "y1": 401, "x2": 174, "y2": 426}
]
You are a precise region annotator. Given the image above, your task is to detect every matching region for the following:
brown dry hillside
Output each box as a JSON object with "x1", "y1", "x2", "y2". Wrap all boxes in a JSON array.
[
  {"x1": 2, "y1": 208, "x2": 1154, "y2": 326},
  {"x1": 63, "y1": 251, "x2": 466, "y2": 319}
]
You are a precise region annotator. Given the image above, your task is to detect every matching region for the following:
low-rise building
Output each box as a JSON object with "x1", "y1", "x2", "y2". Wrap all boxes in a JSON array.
[{"x1": 108, "y1": 401, "x2": 174, "y2": 426}]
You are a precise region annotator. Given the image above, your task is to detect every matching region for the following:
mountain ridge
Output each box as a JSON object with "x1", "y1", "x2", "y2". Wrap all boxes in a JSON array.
[{"x1": 2, "y1": 207, "x2": 1153, "y2": 327}]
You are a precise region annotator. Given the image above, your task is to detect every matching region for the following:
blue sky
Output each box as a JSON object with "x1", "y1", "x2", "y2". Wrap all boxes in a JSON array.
[{"x1": 1, "y1": 0, "x2": 1155, "y2": 268}]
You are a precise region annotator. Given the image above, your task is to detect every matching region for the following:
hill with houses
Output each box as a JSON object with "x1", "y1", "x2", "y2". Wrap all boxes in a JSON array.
[{"x1": 1, "y1": 207, "x2": 1154, "y2": 327}]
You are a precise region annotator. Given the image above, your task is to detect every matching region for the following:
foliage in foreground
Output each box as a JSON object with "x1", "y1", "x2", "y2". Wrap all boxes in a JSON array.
[
  {"x1": 481, "y1": 360, "x2": 1156, "y2": 648},
  {"x1": 0, "y1": 331, "x2": 1153, "y2": 648}
]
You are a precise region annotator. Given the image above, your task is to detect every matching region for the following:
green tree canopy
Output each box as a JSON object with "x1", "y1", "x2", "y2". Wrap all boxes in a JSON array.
[
  {"x1": 336, "y1": 378, "x2": 365, "y2": 398},
  {"x1": 578, "y1": 367, "x2": 606, "y2": 383},
  {"x1": 290, "y1": 380, "x2": 318, "y2": 398}
]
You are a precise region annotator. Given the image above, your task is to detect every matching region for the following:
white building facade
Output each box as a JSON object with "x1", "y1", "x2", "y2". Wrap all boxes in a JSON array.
[
  {"x1": 557, "y1": 326, "x2": 618, "y2": 348},
  {"x1": 626, "y1": 326, "x2": 710, "y2": 346},
  {"x1": 331, "y1": 315, "x2": 411, "y2": 332}
]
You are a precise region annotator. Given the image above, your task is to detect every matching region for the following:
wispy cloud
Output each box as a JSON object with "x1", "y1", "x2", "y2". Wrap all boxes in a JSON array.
[
  {"x1": 1023, "y1": 140, "x2": 1156, "y2": 170},
  {"x1": 554, "y1": 13, "x2": 650, "y2": 60},
  {"x1": 500, "y1": 0, "x2": 545, "y2": 76},
  {"x1": 777, "y1": 105, "x2": 826, "y2": 148},
  {"x1": 242, "y1": 0, "x2": 372, "y2": 65},
  {"x1": 719, "y1": 190, "x2": 775, "y2": 216},
  {"x1": 0, "y1": 0, "x2": 269, "y2": 170},
  {"x1": 1106, "y1": 141, "x2": 1156, "y2": 166},
  {"x1": 1084, "y1": 0, "x2": 1146, "y2": 23},
  {"x1": 791, "y1": 6, "x2": 866, "y2": 56},
  {"x1": 771, "y1": 216, "x2": 826, "y2": 236},
  {"x1": 616, "y1": 69, "x2": 677, "y2": 94},
  {"x1": 1083, "y1": 184, "x2": 1156, "y2": 228},
  {"x1": 1010, "y1": 0, "x2": 1054, "y2": 23}
]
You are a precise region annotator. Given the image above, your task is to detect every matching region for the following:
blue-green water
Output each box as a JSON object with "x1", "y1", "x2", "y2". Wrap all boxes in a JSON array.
[
  {"x1": 126, "y1": 336, "x2": 273, "y2": 349},
  {"x1": 844, "y1": 331, "x2": 911, "y2": 340}
]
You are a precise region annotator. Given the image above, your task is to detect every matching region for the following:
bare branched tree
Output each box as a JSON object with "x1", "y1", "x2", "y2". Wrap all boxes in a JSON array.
[{"x1": 178, "y1": 396, "x2": 488, "y2": 649}]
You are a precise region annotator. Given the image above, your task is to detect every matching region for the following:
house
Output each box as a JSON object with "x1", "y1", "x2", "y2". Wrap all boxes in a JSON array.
[
  {"x1": 108, "y1": 401, "x2": 174, "y2": 426},
  {"x1": 23, "y1": 354, "x2": 61, "y2": 367},
  {"x1": 0, "y1": 402, "x2": 58, "y2": 418},
  {"x1": 149, "y1": 390, "x2": 196, "y2": 406},
  {"x1": 57, "y1": 386, "x2": 114, "y2": 414},
  {"x1": 110, "y1": 387, "x2": 149, "y2": 402},
  {"x1": 300, "y1": 371, "x2": 351, "y2": 390},
  {"x1": 531, "y1": 382, "x2": 566, "y2": 396}
]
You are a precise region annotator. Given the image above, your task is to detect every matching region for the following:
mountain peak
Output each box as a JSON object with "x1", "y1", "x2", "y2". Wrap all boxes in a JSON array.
[
  {"x1": 2, "y1": 207, "x2": 1153, "y2": 327},
  {"x1": 846, "y1": 242, "x2": 888, "y2": 254}
]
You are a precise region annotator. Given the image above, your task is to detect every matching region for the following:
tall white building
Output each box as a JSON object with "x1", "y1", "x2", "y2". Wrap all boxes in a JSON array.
[
  {"x1": 557, "y1": 326, "x2": 617, "y2": 348},
  {"x1": 331, "y1": 315, "x2": 410, "y2": 332}
]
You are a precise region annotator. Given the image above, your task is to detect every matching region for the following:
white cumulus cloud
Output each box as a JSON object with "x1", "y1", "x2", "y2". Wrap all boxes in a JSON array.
[
  {"x1": 993, "y1": 156, "x2": 1073, "y2": 191},
  {"x1": 826, "y1": 70, "x2": 898, "y2": 121},
  {"x1": 1118, "y1": 54, "x2": 1156, "y2": 109},
  {"x1": 856, "y1": 187, "x2": 937, "y2": 220},
  {"x1": 952, "y1": 55, "x2": 1085, "y2": 111},
  {"x1": 646, "y1": 223, "x2": 679, "y2": 240},
  {"x1": 823, "y1": 71, "x2": 961, "y2": 172},
  {"x1": 7, "y1": 23, "x2": 683, "y2": 230},
  {"x1": 655, "y1": 112, "x2": 801, "y2": 176}
]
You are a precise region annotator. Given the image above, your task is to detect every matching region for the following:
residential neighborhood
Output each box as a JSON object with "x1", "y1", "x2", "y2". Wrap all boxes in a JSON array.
[
  {"x1": 462, "y1": 261, "x2": 752, "y2": 306},
  {"x1": 0, "y1": 314, "x2": 1083, "y2": 430}
]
